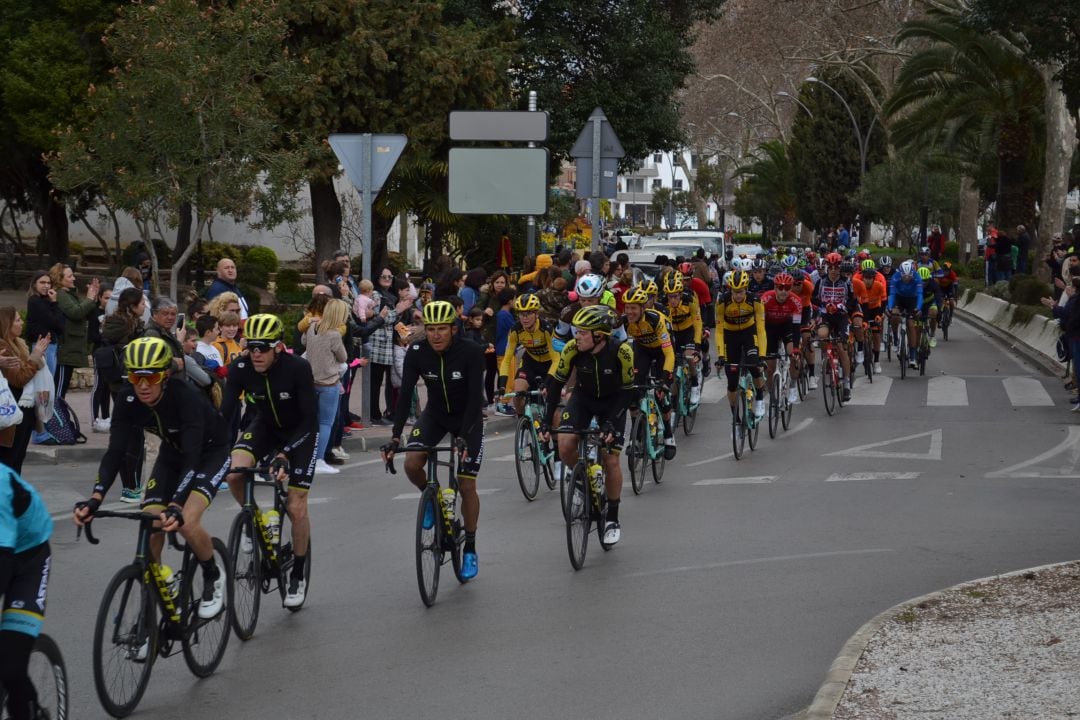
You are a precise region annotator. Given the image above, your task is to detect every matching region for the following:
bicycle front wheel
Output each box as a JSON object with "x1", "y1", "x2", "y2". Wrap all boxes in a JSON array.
[
  {"x1": 182, "y1": 538, "x2": 232, "y2": 678},
  {"x1": 746, "y1": 390, "x2": 759, "y2": 451},
  {"x1": 683, "y1": 401, "x2": 697, "y2": 436},
  {"x1": 227, "y1": 510, "x2": 262, "y2": 641},
  {"x1": 629, "y1": 415, "x2": 647, "y2": 495},
  {"x1": 20, "y1": 634, "x2": 67, "y2": 720},
  {"x1": 651, "y1": 411, "x2": 666, "y2": 483},
  {"x1": 899, "y1": 332, "x2": 908, "y2": 380},
  {"x1": 415, "y1": 486, "x2": 441, "y2": 607},
  {"x1": 732, "y1": 394, "x2": 746, "y2": 460},
  {"x1": 822, "y1": 359, "x2": 837, "y2": 416},
  {"x1": 93, "y1": 564, "x2": 157, "y2": 718},
  {"x1": 514, "y1": 416, "x2": 541, "y2": 501},
  {"x1": 566, "y1": 464, "x2": 590, "y2": 570},
  {"x1": 781, "y1": 378, "x2": 793, "y2": 430},
  {"x1": 768, "y1": 374, "x2": 780, "y2": 439}
]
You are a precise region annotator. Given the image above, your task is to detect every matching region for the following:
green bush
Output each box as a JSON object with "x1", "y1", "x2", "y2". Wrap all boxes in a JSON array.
[
  {"x1": 732, "y1": 233, "x2": 764, "y2": 243},
  {"x1": 943, "y1": 241, "x2": 959, "y2": 262},
  {"x1": 122, "y1": 238, "x2": 172, "y2": 268},
  {"x1": 277, "y1": 307, "x2": 305, "y2": 350},
  {"x1": 275, "y1": 268, "x2": 301, "y2": 293},
  {"x1": 238, "y1": 246, "x2": 278, "y2": 289},
  {"x1": 237, "y1": 282, "x2": 261, "y2": 314},
  {"x1": 196, "y1": 240, "x2": 237, "y2": 270},
  {"x1": 966, "y1": 258, "x2": 984, "y2": 279},
  {"x1": 1008, "y1": 273, "x2": 1051, "y2": 306},
  {"x1": 987, "y1": 280, "x2": 1011, "y2": 300}
]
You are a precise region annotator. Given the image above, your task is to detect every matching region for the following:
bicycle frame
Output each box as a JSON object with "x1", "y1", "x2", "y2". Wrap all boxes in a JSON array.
[{"x1": 632, "y1": 382, "x2": 666, "y2": 462}]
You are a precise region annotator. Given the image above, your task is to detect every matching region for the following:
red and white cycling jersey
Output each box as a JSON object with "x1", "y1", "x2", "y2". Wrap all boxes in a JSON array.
[{"x1": 760, "y1": 290, "x2": 802, "y2": 325}]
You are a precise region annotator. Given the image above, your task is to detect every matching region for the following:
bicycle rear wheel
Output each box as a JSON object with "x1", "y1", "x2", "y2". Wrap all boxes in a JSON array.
[
  {"x1": 628, "y1": 415, "x2": 647, "y2": 495},
  {"x1": 781, "y1": 378, "x2": 793, "y2": 430},
  {"x1": 14, "y1": 634, "x2": 67, "y2": 720},
  {"x1": 415, "y1": 486, "x2": 441, "y2": 607},
  {"x1": 227, "y1": 510, "x2": 261, "y2": 641},
  {"x1": 565, "y1": 464, "x2": 590, "y2": 570},
  {"x1": 941, "y1": 306, "x2": 951, "y2": 341},
  {"x1": 182, "y1": 538, "x2": 232, "y2": 678},
  {"x1": 796, "y1": 356, "x2": 808, "y2": 399},
  {"x1": 559, "y1": 459, "x2": 573, "y2": 521},
  {"x1": 514, "y1": 417, "x2": 541, "y2": 501},
  {"x1": 768, "y1": 374, "x2": 780, "y2": 439},
  {"x1": 822, "y1": 358, "x2": 836, "y2": 416},
  {"x1": 746, "y1": 390, "x2": 759, "y2": 451},
  {"x1": 683, "y1": 402, "x2": 697, "y2": 436},
  {"x1": 92, "y1": 564, "x2": 157, "y2": 718}
]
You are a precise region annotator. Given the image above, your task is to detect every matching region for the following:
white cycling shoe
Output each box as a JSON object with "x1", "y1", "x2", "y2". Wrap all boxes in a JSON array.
[
  {"x1": 787, "y1": 387, "x2": 800, "y2": 405},
  {"x1": 198, "y1": 569, "x2": 224, "y2": 619},
  {"x1": 689, "y1": 385, "x2": 701, "y2": 404},
  {"x1": 284, "y1": 579, "x2": 307, "y2": 608},
  {"x1": 754, "y1": 399, "x2": 766, "y2": 419},
  {"x1": 602, "y1": 521, "x2": 621, "y2": 545},
  {"x1": 808, "y1": 376, "x2": 818, "y2": 390}
]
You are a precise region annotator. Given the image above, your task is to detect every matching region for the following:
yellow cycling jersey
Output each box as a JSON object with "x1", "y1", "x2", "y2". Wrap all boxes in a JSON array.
[
  {"x1": 664, "y1": 292, "x2": 703, "y2": 344},
  {"x1": 499, "y1": 321, "x2": 554, "y2": 376},
  {"x1": 625, "y1": 309, "x2": 676, "y2": 374},
  {"x1": 715, "y1": 291, "x2": 766, "y2": 359}
]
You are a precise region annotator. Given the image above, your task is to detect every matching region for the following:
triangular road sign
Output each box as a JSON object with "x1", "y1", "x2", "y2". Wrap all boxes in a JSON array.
[
  {"x1": 570, "y1": 107, "x2": 625, "y2": 159},
  {"x1": 824, "y1": 429, "x2": 943, "y2": 461},
  {"x1": 328, "y1": 133, "x2": 407, "y2": 192}
]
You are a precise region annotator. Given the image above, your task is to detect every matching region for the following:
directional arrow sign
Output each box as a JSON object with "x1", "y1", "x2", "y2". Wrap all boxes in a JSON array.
[
  {"x1": 570, "y1": 107, "x2": 625, "y2": 159},
  {"x1": 328, "y1": 133, "x2": 407, "y2": 193}
]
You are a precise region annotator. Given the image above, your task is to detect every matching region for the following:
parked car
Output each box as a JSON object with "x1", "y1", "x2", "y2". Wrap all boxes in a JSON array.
[{"x1": 653, "y1": 230, "x2": 726, "y2": 258}]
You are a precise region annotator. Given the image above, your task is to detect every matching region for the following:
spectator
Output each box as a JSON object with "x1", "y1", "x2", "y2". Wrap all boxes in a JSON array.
[
  {"x1": 105, "y1": 266, "x2": 151, "y2": 323},
  {"x1": 99, "y1": 287, "x2": 148, "y2": 501},
  {"x1": 131, "y1": 250, "x2": 153, "y2": 294},
  {"x1": 323, "y1": 258, "x2": 352, "y2": 304},
  {"x1": 995, "y1": 231, "x2": 1014, "y2": 282},
  {"x1": 0, "y1": 306, "x2": 49, "y2": 472},
  {"x1": 1016, "y1": 224, "x2": 1032, "y2": 274},
  {"x1": 88, "y1": 282, "x2": 113, "y2": 432},
  {"x1": 493, "y1": 287, "x2": 516, "y2": 415},
  {"x1": 205, "y1": 258, "x2": 249, "y2": 319},
  {"x1": 368, "y1": 266, "x2": 398, "y2": 424},
  {"x1": 51, "y1": 262, "x2": 100, "y2": 399},
  {"x1": 331, "y1": 249, "x2": 360, "y2": 299},
  {"x1": 517, "y1": 253, "x2": 552, "y2": 291},
  {"x1": 186, "y1": 297, "x2": 209, "y2": 328},
  {"x1": 143, "y1": 297, "x2": 186, "y2": 377},
  {"x1": 460, "y1": 268, "x2": 487, "y2": 314},
  {"x1": 927, "y1": 225, "x2": 945, "y2": 260},
  {"x1": 207, "y1": 292, "x2": 242, "y2": 324},
  {"x1": 24, "y1": 270, "x2": 63, "y2": 377},
  {"x1": 303, "y1": 298, "x2": 349, "y2": 474},
  {"x1": 837, "y1": 224, "x2": 850, "y2": 249},
  {"x1": 194, "y1": 315, "x2": 224, "y2": 373},
  {"x1": 353, "y1": 279, "x2": 376, "y2": 321},
  {"x1": 1043, "y1": 265, "x2": 1080, "y2": 409},
  {"x1": 213, "y1": 311, "x2": 244, "y2": 366},
  {"x1": 434, "y1": 268, "x2": 465, "y2": 301},
  {"x1": 1047, "y1": 237, "x2": 1066, "y2": 288},
  {"x1": 556, "y1": 248, "x2": 574, "y2": 285},
  {"x1": 984, "y1": 228, "x2": 998, "y2": 286}
]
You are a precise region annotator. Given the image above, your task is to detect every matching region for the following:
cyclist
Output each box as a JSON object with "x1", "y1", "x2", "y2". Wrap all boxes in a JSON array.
[
  {"x1": 498, "y1": 293, "x2": 555, "y2": 417},
  {"x1": 220, "y1": 314, "x2": 317, "y2": 607},
  {"x1": 812, "y1": 252, "x2": 862, "y2": 402},
  {"x1": 74, "y1": 337, "x2": 229, "y2": 619},
  {"x1": 878, "y1": 255, "x2": 895, "y2": 284},
  {"x1": 555, "y1": 273, "x2": 625, "y2": 346},
  {"x1": 383, "y1": 300, "x2": 486, "y2": 579},
  {"x1": 642, "y1": 278, "x2": 661, "y2": 312},
  {"x1": 1, "y1": 467, "x2": 52, "y2": 720},
  {"x1": 937, "y1": 261, "x2": 959, "y2": 313},
  {"x1": 851, "y1": 259, "x2": 888, "y2": 374},
  {"x1": 792, "y1": 268, "x2": 819, "y2": 390},
  {"x1": 716, "y1": 271, "x2": 767, "y2": 419},
  {"x1": 919, "y1": 265, "x2": 943, "y2": 349},
  {"x1": 661, "y1": 272, "x2": 704, "y2": 405},
  {"x1": 887, "y1": 259, "x2": 925, "y2": 370},
  {"x1": 541, "y1": 305, "x2": 635, "y2": 546},
  {"x1": 760, "y1": 272, "x2": 803, "y2": 405},
  {"x1": 748, "y1": 259, "x2": 774, "y2": 295},
  {"x1": 622, "y1": 284, "x2": 677, "y2": 459},
  {"x1": 916, "y1": 246, "x2": 940, "y2": 274}
]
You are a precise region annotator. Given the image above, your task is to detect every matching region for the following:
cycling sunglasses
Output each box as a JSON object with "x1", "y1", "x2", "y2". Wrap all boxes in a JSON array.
[{"x1": 128, "y1": 370, "x2": 167, "y2": 386}]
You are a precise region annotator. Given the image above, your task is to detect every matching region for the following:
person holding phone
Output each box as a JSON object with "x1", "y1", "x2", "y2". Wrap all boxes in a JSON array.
[
  {"x1": 24, "y1": 271, "x2": 64, "y2": 378},
  {"x1": 49, "y1": 263, "x2": 99, "y2": 399}
]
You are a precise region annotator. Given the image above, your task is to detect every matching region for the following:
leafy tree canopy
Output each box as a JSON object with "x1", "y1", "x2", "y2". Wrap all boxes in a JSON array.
[{"x1": 850, "y1": 158, "x2": 961, "y2": 230}]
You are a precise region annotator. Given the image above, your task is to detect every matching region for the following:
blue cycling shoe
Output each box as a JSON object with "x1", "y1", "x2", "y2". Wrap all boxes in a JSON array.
[
  {"x1": 460, "y1": 552, "x2": 478, "y2": 580},
  {"x1": 422, "y1": 501, "x2": 435, "y2": 530}
]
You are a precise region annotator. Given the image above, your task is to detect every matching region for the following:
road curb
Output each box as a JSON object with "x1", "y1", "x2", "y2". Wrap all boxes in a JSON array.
[
  {"x1": 803, "y1": 559, "x2": 1080, "y2": 719},
  {"x1": 955, "y1": 308, "x2": 1064, "y2": 378}
]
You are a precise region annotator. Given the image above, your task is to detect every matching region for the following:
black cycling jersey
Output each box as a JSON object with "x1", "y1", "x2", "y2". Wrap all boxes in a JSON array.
[
  {"x1": 392, "y1": 334, "x2": 485, "y2": 440},
  {"x1": 220, "y1": 351, "x2": 317, "y2": 450},
  {"x1": 94, "y1": 377, "x2": 229, "y2": 497},
  {"x1": 544, "y1": 337, "x2": 635, "y2": 426},
  {"x1": 749, "y1": 276, "x2": 774, "y2": 295}
]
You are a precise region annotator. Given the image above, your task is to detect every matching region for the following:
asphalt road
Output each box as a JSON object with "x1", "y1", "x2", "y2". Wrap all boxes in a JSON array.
[{"x1": 24, "y1": 318, "x2": 1080, "y2": 720}]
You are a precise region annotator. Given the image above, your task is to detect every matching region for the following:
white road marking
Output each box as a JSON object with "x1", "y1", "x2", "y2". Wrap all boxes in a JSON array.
[
  {"x1": 490, "y1": 454, "x2": 517, "y2": 462},
  {"x1": 686, "y1": 452, "x2": 734, "y2": 467},
  {"x1": 694, "y1": 476, "x2": 776, "y2": 485},
  {"x1": 824, "y1": 428, "x2": 943, "y2": 461},
  {"x1": 1002, "y1": 376, "x2": 1054, "y2": 406},
  {"x1": 392, "y1": 488, "x2": 502, "y2": 500},
  {"x1": 825, "y1": 472, "x2": 921, "y2": 482},
  {"x1": 307, "y1": 496, "x2": 334, "y2": 505},
  {"x1": 699, "y1": 380, "x2": 727, "y2": 404},
  {"x1": 926, "y1": 376, "x2": 968, "y2": 406},
  {"x1": 625, "y1": 548, "x2": 895, "y2": 578},
  {"x1": 986, "y1": 426, "x2": 1080, "y2": 478},
  {"x1": 339, "y1": 458, "x2": 384, "y2": 470},
  {"x1": 845, "y1": 376, "x2": 892, "y2": 405},
  {"x1": 684, "y1": 418, "x2": 813, "y2": 468}
]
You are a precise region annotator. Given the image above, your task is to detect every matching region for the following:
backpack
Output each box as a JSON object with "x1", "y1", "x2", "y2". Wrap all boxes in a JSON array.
[{"x1": 38, "y1": 395, "x2": 87, "y2": 446}]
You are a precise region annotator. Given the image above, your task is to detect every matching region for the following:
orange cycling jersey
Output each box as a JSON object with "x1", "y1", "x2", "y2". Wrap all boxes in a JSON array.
[
  {"x1": 851, "y1": 273, "x2": 887, "y2": 309},
  {"x1": 796, "y1": 278, "x2": 814, "y2": 308}
]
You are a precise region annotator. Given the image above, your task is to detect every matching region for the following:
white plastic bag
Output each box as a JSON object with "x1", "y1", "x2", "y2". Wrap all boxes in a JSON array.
[{"x1": 0, "y1": 373, "x2": 23, "y2": 429}]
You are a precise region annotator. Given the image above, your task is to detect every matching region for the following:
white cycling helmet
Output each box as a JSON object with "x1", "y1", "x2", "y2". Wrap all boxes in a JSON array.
[
  {"x1": 899, "y1": 259, "x2": 916, "y2": 277},
  {"x1": 734, "y1": 258, "x2": 752, "y2": 272},
  {"x1": 722, "y1": 270, "x2": 733, "y2": 287},
  {"x1": 575, "y1": 273, "x2": 604, "y2": 298}
]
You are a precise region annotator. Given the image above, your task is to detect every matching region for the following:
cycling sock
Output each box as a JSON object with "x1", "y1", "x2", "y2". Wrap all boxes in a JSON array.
[
  {"x1": 464, "y1": 532, "x2": 476, "y2": 554},
  {"x1": 199, "y1": 558, "x2": 218, "y2": 577},
  {"x1": 808, "y1": 364, "x2": 815, "y2": 377},
  {"x1": 755, "y1": 388, "x2": 764, "y2": 400},
  {"x1": 292, "y1": 554, "x2": 307, "y2": 579},
  {"x1": 607, "y1": 499, "x2": 620, "y2": 522}
]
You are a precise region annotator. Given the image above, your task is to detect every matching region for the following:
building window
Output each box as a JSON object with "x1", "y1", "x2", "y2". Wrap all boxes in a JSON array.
[
  {"x1": 653, "y1": 153, "x2": 663, "y2": 164},
  {"x1": 674, "y1": 179, "x2": 684, "y2": 190},
  {"x1": 651, "y1": 179, "x2": 662, "y2": 191},
  {"x1": 626, "y1": 178, "x2": 645, "y2": 193}
]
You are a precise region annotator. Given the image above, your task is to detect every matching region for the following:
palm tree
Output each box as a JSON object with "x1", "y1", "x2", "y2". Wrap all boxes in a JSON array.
[
  {"x1": 884, "y1": 1, "x2": 1044, "y2": 232},
  {"x1": 733, "y1": 140, "x2": 797, "y2": 242}
]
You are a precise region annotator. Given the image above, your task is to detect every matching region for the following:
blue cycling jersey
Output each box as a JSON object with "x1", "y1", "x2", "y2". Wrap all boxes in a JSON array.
[
  {"x1": 887, "y1": 272, "x2": 924, "y2": 310},
  {"x1": 0, "y1": 466, "x2": 52, "y2": 554}
]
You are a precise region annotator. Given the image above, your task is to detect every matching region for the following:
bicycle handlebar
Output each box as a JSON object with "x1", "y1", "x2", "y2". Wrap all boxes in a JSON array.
[
  {"x1": 76, "y1": 509, "x2": 184, "y2": 551},
  {"x1": 381, "y1": 438, "x2": 466, "y2": 475}
]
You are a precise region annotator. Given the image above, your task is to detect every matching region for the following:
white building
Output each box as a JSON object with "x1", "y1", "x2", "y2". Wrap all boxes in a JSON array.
[{"x1": 615, "y1": 149, "x2": 734, "y2": 229}]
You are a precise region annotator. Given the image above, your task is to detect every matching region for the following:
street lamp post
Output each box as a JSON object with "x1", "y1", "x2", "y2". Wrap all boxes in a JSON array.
[{"x1": 775, "y1": 91, "x2": 815, "y2": 119}]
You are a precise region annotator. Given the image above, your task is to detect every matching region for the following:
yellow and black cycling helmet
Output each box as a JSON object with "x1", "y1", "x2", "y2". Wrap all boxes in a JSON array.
[
  {"x1": 623, "y1": 284, "x2": 649, "y2": 305},
  {"x1": 422, "y1": 300, "x2": 457, "y2": 325},
  {"x1": 917, "y1": 266, "x2": 932, "y2": 281},
  {"x1": 572, "y1": 304, "x2": 616, "y2": 335},
  {"x1": 124, "y1": 336, "x2": 172, "y2": 374},
  {"x1": 644, "y1": 279, "x2": 658, "y2": 296},
  {"x1": 513, "y1": 293, "x2": 541, "y2": 313},
  {"x1": 245, "y1": 314, "x2": 285, "y2": 343},
  {"x1": 727, "y1": 270, "x2": 750, "y2": 291},
  {"x1": 661, "y1": 272, "x2": 684, "y2": 295}
]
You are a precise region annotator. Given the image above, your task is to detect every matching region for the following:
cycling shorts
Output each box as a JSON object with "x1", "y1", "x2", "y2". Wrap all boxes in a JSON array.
[
  {"x1": 801, "y1": 305, "x2": 814, "y2": 329},
  {"x1": 1, "y1": 541, "x2": 50, "y2": 638},
  {"x1": 819, "y1": 313, "x2": 850, "y2": 341},
  {"x1": 406, "y1": 412, "x2": 485, "y2": 480},
  {"x1": 765, "y1": 322, "x2": 795, "y2": 355},
  {"x1": 633, "y1": 345, "x2": 668, "y2": 382},
  {"x1": 555, "y1": 393, "x2": 627, "y2": 454},
  {"x1": 672, "y1": 327, "x2": 697, "y2": 353},
  {"x1": 722, "y1": 329, "x2": 762, "y2": 392},
  {"x1": 940, "y1": 284, "x2": 956, "y2": 299},
  {"x1": 143, "y1": 445, "x2": 230, "y2": 511},
  {"x1": 233, "y1": 424, "x2": 318, "y2": 492},
  {"x1": 863, "y1": 306, "x2": 885, "y2": 327},
  {"x1": 891, "y1": 296, "x2": 919, "y2": 316},
  {"x1": 515, "y1": 356, "x2": 552, "y2": 390}
]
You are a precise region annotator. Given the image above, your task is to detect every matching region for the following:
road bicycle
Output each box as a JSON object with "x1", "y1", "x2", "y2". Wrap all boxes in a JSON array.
[
  {"x1": 506, "y1": 380, "x2": 557, "y2": 501},
  {"x1": 894, "y1": 310, "x2": 911, "y2": 380},
  {"x1": 794, "y1": 331, "x2": 811, "y2": 400},
  {"x1": 939, "y1": 295, "x2": 954, "y2": 341},
  {"x1": 670, "y1": 350, "x2": 701, "y2": 436},
  {"x1": 819, "y1": 334, "x2": 848, "y2": 416},
  {"x1": 79, "y1": 511, "x2": 232, "y2": 718},
  {"x1": 766, "y1": 347, "x2": 794, "y2": 439},
  {"x1": 857, "y1": 319, "x2": 875, "y2": 383},
  {"x1": 626, "y1": 380, "x2": 667, "y2": 494},
  {"x1": 915, "y1": 314, "x2": 932, "y2": 376},
  {"x1": 383, "y1": 439, "x2": 470, "y2": 607},
  {"x1": 864, "y1": 313, "x2": 884, "y2": 380},
  {"x1": 226, "y1": 465, "x2": 313, "y2": 641},
  {"x1": 562, "y1": 429, "x2": 614, "y2": 570},
  {"x1": 725, "y1": 354, "x2": 761, "y2": 460},
  {"x1": 0, "y1": 633, "x2": 67, "y2": 720}
]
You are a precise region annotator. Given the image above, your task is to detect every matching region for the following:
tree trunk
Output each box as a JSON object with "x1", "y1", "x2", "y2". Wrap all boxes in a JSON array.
[
  {"x1": 371, "y1": 211, "x2": 392, "y2": 274},
  {"x1": 39, "y1": 184, "x2": 69, "y2": 264},
  {"x1": 675, "y1": 151, "x2": 707, "y2": 229},
  {"x1": 170, "y1": 212, "x2": 207, "y2": 302},
  {"x1": 957, "y1": 175, "x2": 980, "y2": 266},
  {"x1": 309, "y1": 177, "x2": 341, "y2": 281},
  {"x1": 995, "y1": 122, "x2": 1030, "y2": 233},
  {"x1": 173, "y1": 202, "x2": 193, "y2": 285},
  {"x1": 1036, "y1": 64, "x2": 1077, "y2": 283}
]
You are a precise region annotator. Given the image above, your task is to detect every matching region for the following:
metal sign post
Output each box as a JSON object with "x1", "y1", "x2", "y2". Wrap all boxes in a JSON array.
[
  {"x1": 527, "y1": 91, "x2": 539, "y2": 257},
  {"x1": 571, "y1": 108, "x2": 624, "y2": 254}
]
